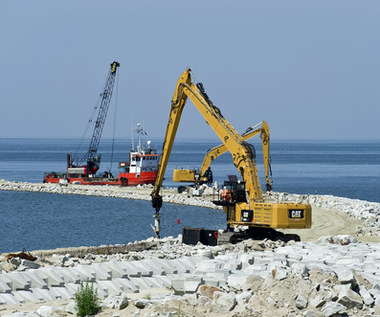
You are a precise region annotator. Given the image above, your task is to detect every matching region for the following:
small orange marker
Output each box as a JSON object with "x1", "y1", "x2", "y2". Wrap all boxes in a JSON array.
[{"x1": 177, "y1": 219, "x2": 180, "y2": 224}]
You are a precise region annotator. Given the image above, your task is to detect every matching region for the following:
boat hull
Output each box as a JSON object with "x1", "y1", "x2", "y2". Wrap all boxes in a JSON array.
[
  {"x1": 43, "y1": 171, "x2": 157, "y2": 186},
  {"x1": 118, "y1": 171, "x2": 157, "y2": 186}
]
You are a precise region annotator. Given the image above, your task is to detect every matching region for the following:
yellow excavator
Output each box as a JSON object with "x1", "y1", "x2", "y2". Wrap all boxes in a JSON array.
[
  {"x1": 172, "y1": 121, "x2": 273, "y2": 192},
  {"x1": 151, "y1": 69, "x2": 311, "y2": 239}
]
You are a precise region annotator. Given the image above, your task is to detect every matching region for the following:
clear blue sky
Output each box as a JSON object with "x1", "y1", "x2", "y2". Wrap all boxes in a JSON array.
[{"x1": 1, "y1": 1, "x2": 379, "y2": 140}]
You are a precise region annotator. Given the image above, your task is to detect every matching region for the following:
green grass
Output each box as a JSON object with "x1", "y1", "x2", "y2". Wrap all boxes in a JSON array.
[{"x1": 75, "y1": 281, "x2": 101, "y2": 316}]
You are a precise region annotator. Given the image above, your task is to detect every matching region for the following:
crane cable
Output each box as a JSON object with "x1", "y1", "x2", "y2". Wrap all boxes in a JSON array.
[{"x1": 73, "y1": 94, "x2": 102, "y2": 165}]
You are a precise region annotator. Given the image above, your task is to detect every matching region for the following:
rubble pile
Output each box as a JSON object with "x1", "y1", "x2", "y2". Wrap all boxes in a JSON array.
[{"x1": 0, "y1": 235, "x2": 380, "y2": 316}]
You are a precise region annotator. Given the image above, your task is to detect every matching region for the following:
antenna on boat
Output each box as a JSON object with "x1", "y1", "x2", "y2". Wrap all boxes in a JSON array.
[
  {"x1": 135, "y1": 123, "x2": 148, "y2": 152},
  {"x1": 131, "y1": 123, "x2": 135, "y2": 151}
]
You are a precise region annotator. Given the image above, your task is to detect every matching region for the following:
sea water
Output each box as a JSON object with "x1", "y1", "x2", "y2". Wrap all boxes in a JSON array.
[{"x1": 0, "y1": 138, "x2": 379, "y2": 253}]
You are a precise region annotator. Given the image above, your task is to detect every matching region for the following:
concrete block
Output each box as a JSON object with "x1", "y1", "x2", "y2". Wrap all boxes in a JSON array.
[
  {"x1": 15, "y1": 290, "x2": 41, "y2": 303},
  {"x1": 112, "y1": 278, "x2": 139, "y2": 293},
  {"x1": 155, "y1": 259, "x2": 178, "y2": 274},
  {"x1": 71, "y1": 266, "x2": 96, "y2": 282},
  {"x1": 41, "y1": 268, "x2": 65, "y2": 287},
  {"x1": 364, "y1": 262, "x2": 380, "y2": 274},
  {"x1": 97, "y1": 280, "x2": 123, "y2": 296},
  {"x1": 252, "y1": 255, "x2": 275, "y2": 265},
  {"x1": 0, "y1": 279, "x2": 12, "y2": 293},
  {"x1": 3, "y1": 272, "x2": 31, "y2": 291},
  {"x1": 202, "y1": 277, "x2": 225, "y2": 288},
  {"x1": 194, "y1": 260, "x2": 225, "y2": 274},
  {"x1": 90, "y1": 263, "x2": 112, "y2": 280},
  {"x1": 242, "y1": 264, "x2": 266, "y2": 275},
  {"x1": 238, "y1": 254, "x2": 255, "y2": 268},
  {"x1": 24, "y1": 271, "x2": 49, "y2": 289},
  {"x1": 103, "y1": 262, "x2": 129, "y2": 278},
  {"x1": 139, "y1": 258, "x2": 166, "y2": 275},
  {"x1": 359, "y1": 285, "x2": 374, "y2": 306},
  {"x1": 154, "y1": 275, "x2": 172, "y2": 288},
  {"x1": 170, "y1": 258, "x2": 195, "y2": 274},
  {"x1": 117, "y1": 262, "x2": 142, "y2": 277},
  {"x1": 129, "y1": 277, "x2": 163, "y2": 290},
  {"x1": 65, "y1": 282, "x2": 107, "y2": 299},
  {"x1": 127, "y1": 261, "x2": 153, "y2": 277},
  {"x1": 65, "y1": 283, "x2": 81, "y2": 297},
  {"x1": 30, "y1": 288, "x2": 57, "y2": 302},
  {"x1": 0, "y1": 293, "x2": 20, "y2": 305},
  {"x1": 12, "y1": 291, "x2": 27, "y2": 304},
  {"x1": 171, "y1": 278, "x2": 200, "y2": 295},
  {"x1": 49, "y1": 287, "x2": 73, "y2": 300},
  {"x1": 57, "y1": 268, "x2": 81, "y2": 284},
  {"x1": 223, "y1": 259, "x2": 242, "y2": 271}
]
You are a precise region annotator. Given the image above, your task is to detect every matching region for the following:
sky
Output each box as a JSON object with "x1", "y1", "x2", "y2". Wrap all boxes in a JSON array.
[{"x1": 1, "y1": 1, "x2": 379, "y2": 140}]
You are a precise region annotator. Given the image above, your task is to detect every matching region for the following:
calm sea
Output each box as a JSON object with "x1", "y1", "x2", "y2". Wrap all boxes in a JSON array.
[{"x1": 0, "y1": 138, "x2": 379, "y2": 253}]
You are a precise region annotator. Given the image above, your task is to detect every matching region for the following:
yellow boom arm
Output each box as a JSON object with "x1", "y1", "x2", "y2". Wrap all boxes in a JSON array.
[
  {"x1": 173, "y1": 120, "x2": 273, "y2": 190},
  {"x1": 151, "y1": 69, "x2": 263, "y2": 210},
  {"x1": 151, "y1": 69, "x2": 311, "y2": 238}
]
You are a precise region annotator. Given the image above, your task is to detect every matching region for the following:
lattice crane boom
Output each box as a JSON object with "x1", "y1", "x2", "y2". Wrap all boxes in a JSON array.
[{"x1": 82, "y1": 61, "x2": 120, "y2": 174}]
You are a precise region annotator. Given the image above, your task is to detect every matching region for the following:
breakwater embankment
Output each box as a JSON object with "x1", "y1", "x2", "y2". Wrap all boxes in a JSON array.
[
  {"x1": 1, "y1": 179, "x2": 379, "y2": 236},
  {"x1": 1, "y1": 179, "x2": 380, "y2": 315}
]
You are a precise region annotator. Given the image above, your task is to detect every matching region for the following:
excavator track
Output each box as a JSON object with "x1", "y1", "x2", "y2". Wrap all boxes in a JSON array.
[{"x1": 217, "y1": 227, "x2": 301, "y2": 245}]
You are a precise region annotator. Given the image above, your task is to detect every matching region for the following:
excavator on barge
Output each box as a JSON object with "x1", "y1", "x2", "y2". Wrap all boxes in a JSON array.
[{"x1": 151, "y1": 69, "x2": 311, "y2": 241}]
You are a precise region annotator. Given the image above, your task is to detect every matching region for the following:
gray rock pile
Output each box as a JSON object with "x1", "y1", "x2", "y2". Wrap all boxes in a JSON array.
[
  {"x1": 0, "y1": 180, "x2": 218, "y2": 209},
  {"x1": 1, "y1": 235, "x2": 380, "y2": 316}
]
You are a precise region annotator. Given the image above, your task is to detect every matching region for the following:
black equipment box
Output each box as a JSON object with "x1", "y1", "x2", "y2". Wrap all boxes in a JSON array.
[{"x1": 182, "y1": 228, "x2": 218, "y2": 246}]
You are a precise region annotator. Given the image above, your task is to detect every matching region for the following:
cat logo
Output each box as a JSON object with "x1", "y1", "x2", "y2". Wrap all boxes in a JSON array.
[{"x1": 289, "y1": 209, "x2": 303, "y2": 219}]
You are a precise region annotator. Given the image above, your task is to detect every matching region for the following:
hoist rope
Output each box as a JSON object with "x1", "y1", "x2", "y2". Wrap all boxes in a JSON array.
[{"x1": 74, "y1": 94, "x2": 102, "y2": 165}]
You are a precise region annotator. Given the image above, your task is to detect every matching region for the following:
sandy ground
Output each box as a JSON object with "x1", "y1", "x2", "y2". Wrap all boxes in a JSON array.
[{"x1": 279, "y1": 206, "x2": 380, "y2": 243}]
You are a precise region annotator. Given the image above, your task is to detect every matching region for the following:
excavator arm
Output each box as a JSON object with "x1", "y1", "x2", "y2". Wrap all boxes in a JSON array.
[
  {"x1": 151, "y1": 69, "x2": 263, "y2": 235},
  {"x1": 172, "y1": 120, "x2": 273, "y2": 190},
  {"x1": 151, "y1": 69, "x2": 311, "y2": 238}
]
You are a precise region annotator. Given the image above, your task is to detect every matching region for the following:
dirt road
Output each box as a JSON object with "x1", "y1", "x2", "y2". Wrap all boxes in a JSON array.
[{"x1": 280, "y1": 206, "x2": 379, "y2": 242}]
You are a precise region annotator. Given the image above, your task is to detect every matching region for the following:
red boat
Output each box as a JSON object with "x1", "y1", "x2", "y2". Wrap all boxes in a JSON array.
[
  {"x1": 43, "y1": 62, "x2": 158, "y2": 186},
  {"x1": 118, "y1": 138, "x2": 158, "y2": 186},
  {"x1": 43, "y1": 124, "x2": 158, "y2": 186}
]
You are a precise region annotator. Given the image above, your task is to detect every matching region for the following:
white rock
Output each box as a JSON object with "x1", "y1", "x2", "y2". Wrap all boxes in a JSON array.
[{"x1": 296, "y1": 294, "x2": 308, "y2": 309}]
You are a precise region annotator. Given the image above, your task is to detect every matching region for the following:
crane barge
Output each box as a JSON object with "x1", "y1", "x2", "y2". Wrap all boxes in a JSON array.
[{"x1": 43, "y1": 62, "x2": 158, "y2": 186}]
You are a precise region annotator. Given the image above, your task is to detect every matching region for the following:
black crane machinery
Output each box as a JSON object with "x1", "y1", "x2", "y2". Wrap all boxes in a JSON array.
[{"x1": 69, "y1": 61, "x2": 120, "y2": 176}]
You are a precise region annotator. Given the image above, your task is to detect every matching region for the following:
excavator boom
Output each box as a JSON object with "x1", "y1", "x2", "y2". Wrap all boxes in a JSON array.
[
  {"x1": 172, "y1": 120, "x2": 273, "y2": 190},
  {"x1": 151, "y1": 69, "x2": 311, "y2": 238}
]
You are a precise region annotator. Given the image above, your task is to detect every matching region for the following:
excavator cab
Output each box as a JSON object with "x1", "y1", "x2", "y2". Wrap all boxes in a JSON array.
[{"x1": 217, "y1": 177, "x2": 247, "y2": 204}]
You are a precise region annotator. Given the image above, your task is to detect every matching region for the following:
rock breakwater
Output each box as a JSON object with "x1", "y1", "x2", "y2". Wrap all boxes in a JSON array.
[
  {"x1": 1, "y1": 180, "x2": 380, "y2": 315},
  {"x1": 0, "y1": 235, "x2": 380, "y2": 316}
]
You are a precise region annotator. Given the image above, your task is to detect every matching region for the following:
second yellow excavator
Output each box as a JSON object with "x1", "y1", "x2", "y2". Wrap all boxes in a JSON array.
[
  {"x1": 172, "y1": 120, "x2": 273, "y2": 191},
  {"x1": 151, "y1": 69, "x2": 311, "y2": 239}
]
